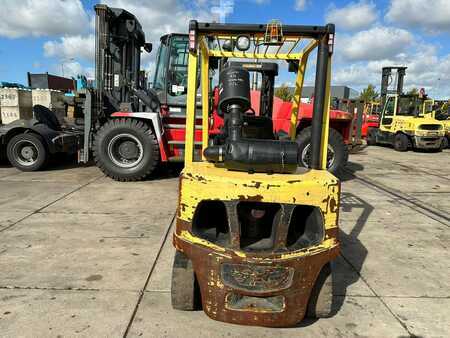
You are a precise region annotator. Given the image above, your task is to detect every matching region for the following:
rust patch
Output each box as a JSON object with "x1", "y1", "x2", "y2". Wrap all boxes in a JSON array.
[
  {"x1": 329, "y1": 197, "x2": 338, "y2": 213},
  {"x1": 243, "y1": 181, "x2": 262, "y2": 189},
  {"x1": 237, "y1": 194, "x2": 264, "y2": 201}
]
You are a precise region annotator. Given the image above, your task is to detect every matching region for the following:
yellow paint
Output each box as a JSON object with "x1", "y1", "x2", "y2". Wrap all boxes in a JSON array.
[
  {"x1": 179, "y1": 230, "x2": 226, "y2": 252},
  {"x1": 200, "y1": 40, "x2": 210, "y2": 160},
  {"x1": 184, "y1": 51, "x2": 199, "y2": 164},
  {"x1": 289, "y1": 54, "x2": 308, "y2": 140},
  {"x1": 178, "y1": 163, "x2": 339, "y2": 229}
]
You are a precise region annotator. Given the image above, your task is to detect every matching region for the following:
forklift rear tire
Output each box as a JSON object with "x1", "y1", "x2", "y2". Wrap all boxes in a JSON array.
[
  {"x1": 6, "y1": 133, "x2": 48, "y2": 171},
  {"x1": 441, "y1": 137, "x2": 449, "y2": 150},
  {"x1": 393, "y1": 133, "x2": 409, "y2": 152},
  {"x1": 307, "y1": 262, "x2": 333, "y2": 318},
  {"x1": 367, "y1": 128, "x2": 377, "y2": 146},
  {"x1": 93, "y1": 118, "x2": 160, "y2": 181},
  {"x1": 297, "y1": 127, "x2": 349, "y2": 176},
  {"x1": 171, "y1": 251, "x2": 201, "y2": 311}
]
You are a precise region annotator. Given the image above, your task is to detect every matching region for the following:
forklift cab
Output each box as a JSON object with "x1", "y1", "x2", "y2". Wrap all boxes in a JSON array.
[{"x1": 172, "y1": 20, "x2": 340, "y2": 327}]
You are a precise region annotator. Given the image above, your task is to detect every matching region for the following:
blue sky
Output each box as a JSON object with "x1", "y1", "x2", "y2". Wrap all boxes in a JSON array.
[{"x1": 1, "y1": 0, "x2": 450, "y2": 98}]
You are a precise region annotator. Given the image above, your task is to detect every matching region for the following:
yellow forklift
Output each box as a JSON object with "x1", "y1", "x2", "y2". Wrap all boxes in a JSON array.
[
  {"x1": 367, "y1": 67, "x2": 445, "y2": 151},
  {"x1": 171, "y1": 20, "x2": 340, "y2": 326}
]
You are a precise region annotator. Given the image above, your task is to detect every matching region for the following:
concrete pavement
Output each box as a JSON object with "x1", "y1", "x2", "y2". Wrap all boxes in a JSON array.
[{"x1": 0, "y1": 147, "x2": 449, "y2": 337}]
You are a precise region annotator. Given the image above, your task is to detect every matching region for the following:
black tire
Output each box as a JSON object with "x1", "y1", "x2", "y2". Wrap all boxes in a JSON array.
[
  {"x1": 393, "y1": 133, "x2": 409, "y2": 152},
  {"x1": 93, "y1": 118, "x2": 159, "y2": 182},
  {"x1": 171, "y1": 251, "x2": 201, "y2": 311},
  {"x1": 441, "y1": 137, "x2": 449, "y2": 150},
  {"x1": 367, "y1": 127, "x2": 377, "y2": 146},
  {"x1": 6, "y1": 133, "x2": 48, "y2": 171},
  {"x1": 296, "y1": 127, "x2": 349, "y2": 176},
  {"x1": 307, "y1": 262, "x2": 333, "y2": 318}
]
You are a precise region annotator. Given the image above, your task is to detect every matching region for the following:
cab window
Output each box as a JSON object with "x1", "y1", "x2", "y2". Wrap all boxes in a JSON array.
[
  {"x1": 398, "y1": 97, "x2": 419, "y2": 116},
  {"x1": 384, "y1": 97, "x2": 395, "y2": 116},
  {"x1": 153, "y1": 41, "x2": 169, "y2": 91},
  {"x1": 167, "y1": 36, "x2": 189, "y2": 96}
]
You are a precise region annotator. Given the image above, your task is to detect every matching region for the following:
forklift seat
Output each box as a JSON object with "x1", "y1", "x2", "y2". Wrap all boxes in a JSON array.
[{"x1": 33, "y1": 105, "x2": 61, "y2": 131}]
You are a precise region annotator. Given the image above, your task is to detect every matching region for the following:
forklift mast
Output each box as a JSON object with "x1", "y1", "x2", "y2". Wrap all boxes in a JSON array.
[
  {"x1": 380, "y1": 66, "x2": 407, "y2": 106},
  {"x1": 94, "y1": 4, "x2": 154, "y2": 117}
]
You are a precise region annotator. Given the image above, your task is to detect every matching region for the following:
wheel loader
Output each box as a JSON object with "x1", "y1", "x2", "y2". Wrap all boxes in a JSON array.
[{"x1": 171, "y1": 20, "x2": 340, "y2": 327}]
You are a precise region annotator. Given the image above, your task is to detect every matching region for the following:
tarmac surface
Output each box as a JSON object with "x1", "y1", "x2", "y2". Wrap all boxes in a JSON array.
[{"x1": 0, "y1": 146, "x2": 449, "y2": 337}]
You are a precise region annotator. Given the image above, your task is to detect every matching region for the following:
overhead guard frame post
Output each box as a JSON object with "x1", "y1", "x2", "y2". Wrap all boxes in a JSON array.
[
  {"x1": 310, "y1": 24, "x2": 334, "y2": 170},
  {"x1": 200, "y1": 39, "x2": 210, "y2": 159}
]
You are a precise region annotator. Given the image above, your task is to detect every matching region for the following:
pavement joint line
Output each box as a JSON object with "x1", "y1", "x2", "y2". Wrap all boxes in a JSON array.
[
  {"x1": 407, "y1": 191, "x2": 450, "y2": 194},
  {"x1": 345, "y1": 169, "x2": 450, "y2": 227},
  {"x1": 340, "y1": 253, "x2": 414, "y2": 337},
  {"x1": 0, "y1": 175, "x2": 104, "y2": 234},
  {"x1": 122, "y1": 212, "x2": 176, "y2": 338},
  {"x1": 0, "y1": 286, "x2": 140, "y2": 292}
]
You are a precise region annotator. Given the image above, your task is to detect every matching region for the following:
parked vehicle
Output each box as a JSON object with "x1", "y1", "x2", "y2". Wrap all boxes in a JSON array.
[
  {"x1": 367, "y1": 67, "x2": 445, "y2": 151},
  {"x1": 172, "y1": 19, "x2": 340, "y2": 326}
]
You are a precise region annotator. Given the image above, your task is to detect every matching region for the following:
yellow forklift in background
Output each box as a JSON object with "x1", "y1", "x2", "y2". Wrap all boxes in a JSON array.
[
  {"x1": 367, "y1": 67, "x2": 445, "y2": 151},
  {"x1": 171, "y1": 20, "x2": 340, "y2": 327}
]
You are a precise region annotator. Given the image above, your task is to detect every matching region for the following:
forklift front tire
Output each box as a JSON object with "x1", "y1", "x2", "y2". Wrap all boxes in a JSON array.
[
  {"x1": 367, "y1": 128, "x2": 377, "y2": 146},
  {"x1": 441, "y1": 137, "x2": 449, "y2": 150},
  {"x1": 297, "y1": 127, "x2": 348, "y2": 176},
  {"x1": 393, "y1": 133, "x2": 409, "y2": 152},
  {"x1": 307, "y1": 262, "x2": 333, "y2": 318},
  {"x1": 171, "y1": 251, "x2": 201, "y2": 311},
  {"x1": 6, "y1": 133, "x2": 48, "y2": 171},
  {"x1": 93, "y1": 118, "x2": 159, "y2": 181}
]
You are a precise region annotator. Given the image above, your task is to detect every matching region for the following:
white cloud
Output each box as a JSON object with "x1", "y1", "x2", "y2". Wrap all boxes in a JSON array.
[
  {"x1": 333, "y1": 45, "x2": 450, "y2": 99},
  {"x1": 386, "y1": 0, "x2": 450, "y2": 33},
  {"x1": 338, "y1": 26, "x2": 414, "y2": 61},
  {"x1": 295, "y1": 0, "x2": 308, "y2": 11},
  {"x1": 0, "y1": 0, "x2": 89, "y2": 38},
  {"x1": 326, "y1": 1, "x2": 377, "y2": 31},
  {"x1": 43, "y1": 35, "x2": 94, "y2": 62},
  {"x1": 50, "y1": 60, "x2": 94, "y2": 79}
]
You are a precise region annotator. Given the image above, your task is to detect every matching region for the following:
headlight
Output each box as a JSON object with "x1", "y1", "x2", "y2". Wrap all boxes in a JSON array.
[{"x1": 236, "y1": 35, "x2": 251, "y2": 51}]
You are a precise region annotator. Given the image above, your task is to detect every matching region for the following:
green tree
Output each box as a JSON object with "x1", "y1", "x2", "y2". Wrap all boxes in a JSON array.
[
  {"x1": 359, "y1": 84, "x2": 379, "y2": 102},
  {"x1": 407, "y1": 87, "x2": 419, "y2": 96},
  {"x1": 275, "y1": 83, "x2": 293, "y2": 102}
]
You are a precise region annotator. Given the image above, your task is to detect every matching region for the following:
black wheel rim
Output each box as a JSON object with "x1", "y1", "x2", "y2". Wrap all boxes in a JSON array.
[
  {"x1": 300, "y1": 144, "x2": 335, "y2": 169},
  {"x1": 107, "y1": 133, "x2": 144, "y2": 168}
]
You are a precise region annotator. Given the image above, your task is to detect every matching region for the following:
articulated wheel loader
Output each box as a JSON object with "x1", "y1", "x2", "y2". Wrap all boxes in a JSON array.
[{"x1": 171, "y1": 20, "x2": 340, "y2": 327}]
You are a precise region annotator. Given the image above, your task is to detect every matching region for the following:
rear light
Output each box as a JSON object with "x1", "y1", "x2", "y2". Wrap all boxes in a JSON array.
[
  {"x1": 328, "y1": 33, "x2": 334, "y2": 54},
  {"x1": 189, "y1": 29, "x2": 197, "y2": 52}
]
